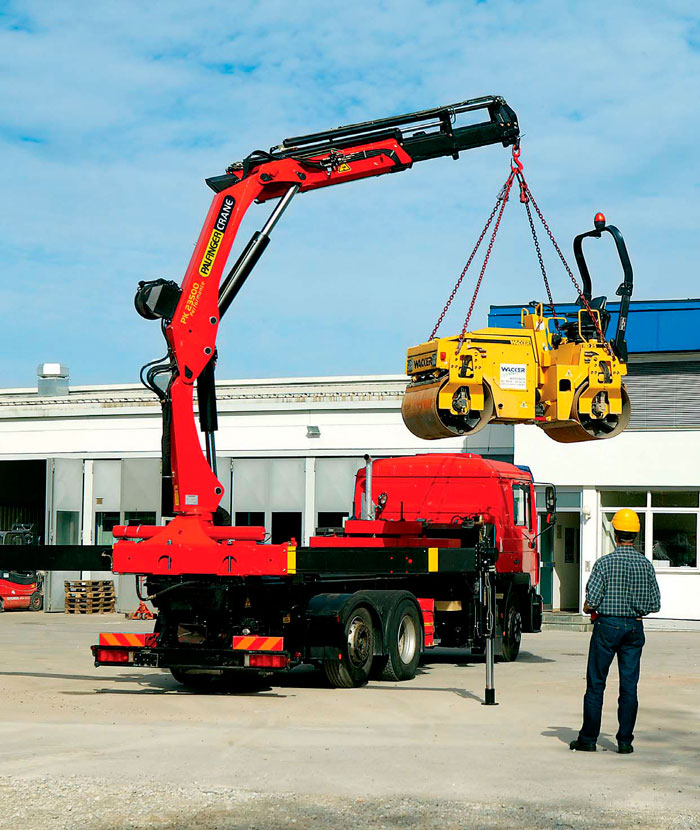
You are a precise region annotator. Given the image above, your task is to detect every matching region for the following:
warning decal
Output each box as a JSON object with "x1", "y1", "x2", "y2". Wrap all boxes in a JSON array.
[{"x1": 500, "y1": 363, "x2": 527, "y2": 390}]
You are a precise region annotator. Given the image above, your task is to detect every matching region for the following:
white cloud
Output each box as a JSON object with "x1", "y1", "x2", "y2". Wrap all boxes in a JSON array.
[{"x1": 0, "y1": 0, "x2": 698, "y2": 385}]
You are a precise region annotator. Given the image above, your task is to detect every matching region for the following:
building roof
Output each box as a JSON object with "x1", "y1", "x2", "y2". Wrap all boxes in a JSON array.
[
  {"x1": 0, "y1": 375, "x2": 409, "y2": 418},
  {"x1": 488, "y1": 299, "x2": 700, "y2": 354}
]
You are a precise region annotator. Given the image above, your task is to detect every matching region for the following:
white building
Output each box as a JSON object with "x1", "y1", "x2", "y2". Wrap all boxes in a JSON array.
[{"x1": 1, "y1": 299, "x2": 697, "y2": 621}]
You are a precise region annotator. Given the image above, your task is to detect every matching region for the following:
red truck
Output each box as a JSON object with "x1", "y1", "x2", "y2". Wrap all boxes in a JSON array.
[{"x1": 93, "y1": 454, "x2": 551, "y2": 693}]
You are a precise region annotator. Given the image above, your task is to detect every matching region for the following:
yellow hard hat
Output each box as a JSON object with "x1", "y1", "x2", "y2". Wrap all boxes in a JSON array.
[{"x1": 612, "y1": 508, "x2": 640, "y2": 533}]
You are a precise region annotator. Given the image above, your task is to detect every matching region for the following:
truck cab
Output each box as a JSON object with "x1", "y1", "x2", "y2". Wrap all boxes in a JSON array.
[
  {"x1": 352, "y1": 453, "x2": 539, "y2": 585},
  {"x1": 319, "y1": 453, "x2": 547, "y2": 660}
]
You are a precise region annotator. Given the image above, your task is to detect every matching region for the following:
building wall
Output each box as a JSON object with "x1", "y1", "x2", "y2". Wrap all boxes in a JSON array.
[
  {"x1": 515, "y1": 426, "x2": 700, "y2": 620},
  {"x1": 2, "y1": 372, "x2": 697, "y2": 621},
  {"x1": 0, "y1": 377, "x2": 514, "y2": 612}
]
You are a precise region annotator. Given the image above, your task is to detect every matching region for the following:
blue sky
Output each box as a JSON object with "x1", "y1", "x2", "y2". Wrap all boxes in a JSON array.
[{"x1": 1, "y1": 0, "x2": 699, "y2": 387}]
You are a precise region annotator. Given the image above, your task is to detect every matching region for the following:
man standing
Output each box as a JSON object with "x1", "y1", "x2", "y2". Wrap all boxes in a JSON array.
[{"x1": 570, "y1": 509, "x2": 661, "y2": 754}]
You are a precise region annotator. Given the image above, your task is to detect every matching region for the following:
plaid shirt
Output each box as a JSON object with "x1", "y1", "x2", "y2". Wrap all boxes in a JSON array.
[{"x1": 586, "y1": 545, "x2": 661, "y2": 617}]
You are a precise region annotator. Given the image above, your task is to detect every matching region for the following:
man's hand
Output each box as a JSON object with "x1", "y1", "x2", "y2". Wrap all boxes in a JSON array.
[{"x1": 583, "y1": 601, "x2": 593, "y2": 614}]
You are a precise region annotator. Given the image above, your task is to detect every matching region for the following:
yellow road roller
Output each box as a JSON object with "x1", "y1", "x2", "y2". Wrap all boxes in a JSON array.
[{"x1": 402, "y1": 215, "x2": 634, "y2": 444}]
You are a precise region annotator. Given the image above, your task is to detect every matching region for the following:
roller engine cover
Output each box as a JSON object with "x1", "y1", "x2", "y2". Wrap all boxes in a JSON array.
[{"x1": 135, "y1": 279, "x2": 182, "y2": 321}]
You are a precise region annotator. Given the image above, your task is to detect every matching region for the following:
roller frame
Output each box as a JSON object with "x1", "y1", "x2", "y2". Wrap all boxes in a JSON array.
[{"x1": 403, "y1": 307, "x2": 630, "y2": 444}]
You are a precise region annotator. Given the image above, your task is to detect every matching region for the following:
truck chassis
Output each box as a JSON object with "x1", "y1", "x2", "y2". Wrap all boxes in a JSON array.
[{"x1": 92, "y1": 540, "x2": 540, "y2": 695}]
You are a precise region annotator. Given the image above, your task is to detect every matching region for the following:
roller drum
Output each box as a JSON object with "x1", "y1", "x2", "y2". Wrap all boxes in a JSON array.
[
  {"x1": 401, "y1": 377, "x2": 494, "y2": 440},
  {"x1": 541, "y1": 383, "x2": 631, "y2": 444}
]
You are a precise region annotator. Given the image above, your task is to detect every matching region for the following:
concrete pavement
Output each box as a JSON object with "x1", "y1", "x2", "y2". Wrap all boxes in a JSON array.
[{"x1": 0, "y1": 612, "x2": 697, "y2": 829}]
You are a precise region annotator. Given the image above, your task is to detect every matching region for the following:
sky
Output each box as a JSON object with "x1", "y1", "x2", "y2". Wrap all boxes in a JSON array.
[{"x1": 1, "y1": 0, "x2": 699, "y2": 388}]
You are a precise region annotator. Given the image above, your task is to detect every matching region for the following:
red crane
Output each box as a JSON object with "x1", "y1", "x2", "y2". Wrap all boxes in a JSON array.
[{"x1": 121, "y1": 96, "x2": 519, "y2": 573}]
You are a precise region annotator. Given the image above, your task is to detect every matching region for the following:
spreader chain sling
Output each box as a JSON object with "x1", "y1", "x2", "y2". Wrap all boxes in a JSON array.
[
  {"x1": 430, "y1": 144, "x2": 610, "y2": 354},
  {"x1": 402, "y1": 144, "x2": 634, "y2": 445}
]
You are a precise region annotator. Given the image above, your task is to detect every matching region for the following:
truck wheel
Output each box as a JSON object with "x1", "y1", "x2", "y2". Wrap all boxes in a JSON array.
[
  {"x1": 29, "y1": 591, "x2": 43, "y2": 611},
  {"x1": 501, "y1": 602, "x2": 522, "y2": 662},
  {"x1": 0, "y1": 598, "x2": 4, "y2": 613},
  {"x1": 323, "y1": 606, "x2": 374, "y2": 688},
  {"x1": 379, "y1": 600, "x2": 421, "y2": 682}
]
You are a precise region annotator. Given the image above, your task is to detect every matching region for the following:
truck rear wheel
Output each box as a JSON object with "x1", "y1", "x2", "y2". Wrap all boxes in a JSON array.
[
  {"x1": 501, "y1": 602, "x2": 522, "y2": 662},
  {"x1": 323, "y1": 606, "x2": 374, "y2": 688},
  {"x1": 379, "y1": 600, "x2": 421, "y2": 682}
]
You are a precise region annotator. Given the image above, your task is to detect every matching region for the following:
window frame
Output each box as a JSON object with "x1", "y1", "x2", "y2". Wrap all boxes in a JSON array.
[
  {"x1": 512, "y1": 483, "x2": 532, "y2": 530},
  {"x1": 598, "y1": 488, "x2": 699, "y2": 572}
]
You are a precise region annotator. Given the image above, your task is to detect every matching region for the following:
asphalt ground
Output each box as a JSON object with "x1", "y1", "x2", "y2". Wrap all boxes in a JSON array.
[{"x1": 0, "y1": 612, "x2": 698, "y2": 829}]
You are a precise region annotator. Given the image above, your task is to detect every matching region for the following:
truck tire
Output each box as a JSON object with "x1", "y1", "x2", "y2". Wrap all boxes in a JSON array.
[
  {"x1": 29, "y1": 591, "x2": 43, "y2": 611},
  {"x1": 323, "y1": 606, "x2": 374, "y2": 688},
  {"x1": 0, "y1": 597, "x2": 4, "y2": 613},
  {"x1": 378, "y1": 600, "x2": 421, "y2": 682},
  {"x1": 501, "y1": 602, "x2": 522, "y2": 662}
]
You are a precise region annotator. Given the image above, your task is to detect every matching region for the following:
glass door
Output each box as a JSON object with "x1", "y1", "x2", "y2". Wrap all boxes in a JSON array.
[
  {"x1": 538, "y1": 513, "x2": 554, "y2": 608},
  {"x1": 45, "y1": 458, "x2": 83, "y2": 611}
]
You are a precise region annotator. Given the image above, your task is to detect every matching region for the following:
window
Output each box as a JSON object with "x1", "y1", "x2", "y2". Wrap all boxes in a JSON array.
[
  {"x1": 651, "y1": 491, "x2": 699, "y2": 508},
  {"x1": 124, "y1": 511, "x2": 156, "y2": 526},
  {"x1": 317, "y1": 512, "x2": 348, "y2": 531},
  {"x1": 602, "y1": 511, "x2": 646, "y2": 557},
  {"x1": 600, "y1": 490, "x2": 646, "y2": 508},
  {"x1": 599, "y1": 490, "x2": 699, "y2": 570},
  {"x1": 56, "y1": 511, "x2": 80, "y2": 545},
  {"x1": 536, "y1": 489, "x2": 581, "y2": 511},
  {"x1": 95, "y1": 511, "x2": 120, "y2": 545},
  {"x1": 271, "y1": 512, "x2": 302, "y2": 545},
  {"x1": 513, "y1": 484, "x2": 530, "y2": 528},
  {"x1": 652, "y1": 514, "x2": 697, "y2": 568},
  {"x1": 235, "y1": 512, "x2": 265, "y2": 527}
]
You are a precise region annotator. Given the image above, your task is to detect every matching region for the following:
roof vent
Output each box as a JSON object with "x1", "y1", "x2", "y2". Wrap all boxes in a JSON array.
[{"x1": 37, "y1": 363, "x2": 69, "y2": 397}]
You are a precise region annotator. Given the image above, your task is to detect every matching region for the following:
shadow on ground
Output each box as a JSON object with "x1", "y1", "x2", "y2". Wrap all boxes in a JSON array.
[{"x1": 0, "y1": 645, "x2": 551, "y2": 701}]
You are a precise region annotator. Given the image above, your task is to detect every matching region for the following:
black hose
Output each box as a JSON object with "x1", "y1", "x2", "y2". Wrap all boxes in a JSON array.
[{"x1": 135, "y1": 577, "x2": 201, "y2": 603}]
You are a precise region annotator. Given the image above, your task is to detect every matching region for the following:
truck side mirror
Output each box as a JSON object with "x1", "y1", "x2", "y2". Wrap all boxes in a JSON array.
[{"x1": 545, "y1": 485, "x2": 556, "y2": 519}]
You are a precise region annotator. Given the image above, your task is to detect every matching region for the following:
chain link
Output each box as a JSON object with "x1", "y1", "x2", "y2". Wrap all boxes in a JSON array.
[
  {"x1": 456, "y1": 171, "x2": 516, "y2": 352},
  {"x1": 428, "y1": 176, "x2": 513, "y2": 342},
  {"x1": 520, "y1": 180, "x2": 612, "y2": 354},
  {"x1": 429, "y1": 146, "x2": 611, "y2": 357},
  {"x1": 523, "y1": 195, "x2": 558, "y2": 328}
]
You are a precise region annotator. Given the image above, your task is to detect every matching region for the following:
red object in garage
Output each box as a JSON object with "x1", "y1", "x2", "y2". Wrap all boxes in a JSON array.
[{"x1": 0, "y1": 570, "x2": 43, "y2": 612}]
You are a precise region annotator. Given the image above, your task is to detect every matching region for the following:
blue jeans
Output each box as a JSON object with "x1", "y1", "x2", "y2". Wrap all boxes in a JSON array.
[{"x1": 579, "y1": 616, "x2": 645, "y2": 746}]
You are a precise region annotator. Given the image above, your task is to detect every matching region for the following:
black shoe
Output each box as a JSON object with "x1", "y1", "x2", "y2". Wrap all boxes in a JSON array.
[
  {"x1": 618, "y1": 743, "x2": 634, "y2": 754},
  {"x1": 569, "y1": 739, "x2": 596, "y2": 752}
]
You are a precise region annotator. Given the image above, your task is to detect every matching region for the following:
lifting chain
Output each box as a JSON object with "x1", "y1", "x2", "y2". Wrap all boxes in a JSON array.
[
  {"x1": 428, "y1": 178, "x2": 512, "y2": 342},
  {"x1": 517, "y1": 178, "x2": 612, "y2": 355},
  {"x1": 523, "y1": 199, "x2": 558, "y2": 328},
  {"x1": 456, "y1": 170, "x2": 516, "y2": 352},
  {"x1": 429, "y1": 144, "x2": 613, "y2": 356}
]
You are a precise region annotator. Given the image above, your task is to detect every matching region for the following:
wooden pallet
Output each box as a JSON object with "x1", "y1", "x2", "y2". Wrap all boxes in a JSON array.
[
  {"x1": 65, "y1": 598, "x2": 114, "y2": 608},
  {"x1": 64, "y1": 580, "x2": 114, "y2": 589},
  {"x1": 65, "y1": 604, "x2": 115, "y2": 615},
  {"x1": 65, "y1": 590, "x2": 115, "y2": 599},
  {"x1": 64, "y1": 579, "x2": 116, "y2": 613}
]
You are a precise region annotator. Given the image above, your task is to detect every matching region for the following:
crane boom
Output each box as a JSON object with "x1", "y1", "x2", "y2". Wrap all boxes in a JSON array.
[
  {"x1": 205, "y1": 95, "x2": 518, "y2": 193},
  {"x1": 132, "y1": 95, "x2": 520, "y2": 533}
]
